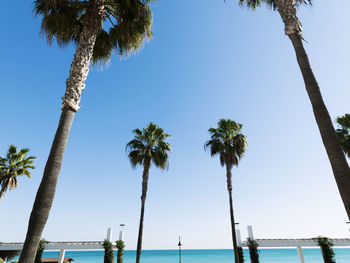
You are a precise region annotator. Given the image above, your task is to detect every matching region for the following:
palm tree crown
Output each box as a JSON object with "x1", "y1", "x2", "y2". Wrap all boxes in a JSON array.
[
  {"x1": 238, "y1": 0, "x2": 311, "y2": 10},
  {"x1": 336, "y1": 114, "x2": 350, "y2": 158},
  {"x1": 34, "y1": 0, "x2": 154, "y2": 63},
  {"x1": 205, "y1": 119, "x2": 247, "y2": 169},
  {"x1": 126, "y1": 123, "x2": 171, "y2": 169},
  {"x1": 0, "y1": 145, "x2": 36, "y2": 200}
]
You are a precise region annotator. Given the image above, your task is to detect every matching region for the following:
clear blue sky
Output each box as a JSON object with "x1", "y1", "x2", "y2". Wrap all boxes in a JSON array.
[{"x1": 1, "y1": 0, "x2": 350, "y2": 250}]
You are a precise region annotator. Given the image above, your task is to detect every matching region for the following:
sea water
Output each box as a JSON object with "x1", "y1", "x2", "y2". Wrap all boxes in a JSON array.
[{"x1": 14, "y1": 248, "x2": 350, "y2": 263}]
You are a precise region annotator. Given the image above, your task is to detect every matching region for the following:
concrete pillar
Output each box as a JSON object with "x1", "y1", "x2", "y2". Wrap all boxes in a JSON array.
[
  {"x1": 119, "y1": 229, "x2": 124, "y2": 241},
  {"x1": 236, "y1": 229, "x2": 242, "y2": 247},
  {"x1": 297, "y1": 246, "x2": 305, "y2": 263},
  {"x1": 106, "y1": 227, "x2": 113, "y2": 242},
  {"x1": 58, "y1": 249, "x2": 66, "y2": 263},
  {"x1": 247, "y1": 225, "x2": 254, "y2": 240},
  {"x1": 119, "y1": 224, "x2": 125, "y2": 241}
]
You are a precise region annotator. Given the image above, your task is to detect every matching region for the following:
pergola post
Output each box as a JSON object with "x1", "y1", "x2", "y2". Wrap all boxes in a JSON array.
[
  {"x1": 297, "y1": 246, "x2": 305, "y2": 263},
  {"x1": 236, "y1": 229, "x2": 242, "y2": 247},
  {"x1": 247, "y1": 225, "x2": 254, "y2": 240},
  {"x1": 106, "y1": 227, "x2": 113, "y2": 242},
  {"x1": 58, "y1": 249, "x2": 66, "y2": 263}
]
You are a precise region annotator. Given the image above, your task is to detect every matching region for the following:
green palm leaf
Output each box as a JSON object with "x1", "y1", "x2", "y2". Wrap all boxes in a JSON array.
[
  {"x1": 34, "y1": 0, "x2": 154, "y2": 63},
  {"x1": 205, "y1": 119, "x2": 247, "y2": 168},
  {"x1": 336, "y1": 114, "x2": 350, "y2": 158},
  {"x1": 238, "y1": 0, "x2": 311, "y2": 10},
  {"x1": 126, "y1": 123, "x2": 171, "y2": 169},
  {"x1": 0, "y1": 145, "x2": 36, "y2": 201}
]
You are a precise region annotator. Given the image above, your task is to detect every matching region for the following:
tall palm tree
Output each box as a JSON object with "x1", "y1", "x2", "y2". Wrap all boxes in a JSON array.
[
  {"x1": 19, "y1": 1, "x2": 154, "y2": 262},
  {"x1": 0, "y1": 145, "x2": 36, "y2": 201},
  {"x1": 238, "y1": 0, "x2": 350, "y2": 219},
  {"x1": 205, "y1": 119, "x2": 247, "y2": 263},
  {"x1": 126, "y1": 123, "x2": 171, "y2": 263},
  {"x1": 336, "y1": 114, "x2": 350, "y2": 158}
]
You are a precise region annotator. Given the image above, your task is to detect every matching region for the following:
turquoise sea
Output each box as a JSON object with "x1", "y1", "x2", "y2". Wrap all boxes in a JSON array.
[{"x1": 14, "y1": 248, "x2": 350, "y2": 263}]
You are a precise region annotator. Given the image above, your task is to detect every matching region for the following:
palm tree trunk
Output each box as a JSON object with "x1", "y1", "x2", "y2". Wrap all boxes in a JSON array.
[
  {"x1": 136, "y1": 159, "x2": 150, "y2": 263},
  {"x1": 18, "y1": 2, "x2": 105, "y2": 263},
  {"x1": 0, "y1": 181, "x2": 8, "y2": 201},
  {"x1": 18, "y1": 109, "x2": 75, "y2": 263},
  {"x1": 275, "y1": 0, "x2": 350, "y2": 219},
  {"x1": 226, "y1": 165, "x2": 240, "y2": 263}
]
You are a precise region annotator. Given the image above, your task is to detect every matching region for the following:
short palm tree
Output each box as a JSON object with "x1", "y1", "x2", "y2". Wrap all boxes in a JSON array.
[
  {"x1": 126, "y1": 123, "x2": 171, "y2": 263},
  {"x1": 205, "y1": 119, "x2": 247, "y2": 263},
  {"x1": 0, "y1": 145, "x2": 36, "y2": 201},
  {"x1": 238, "y1": 0, "x2": 350, "y2": 219},
  {"x1": 20, "y1": 1, "x2": 154, "y2": 262},
  {"x1": 336, "y1": 114, "x2": 350, "y2": 158}
]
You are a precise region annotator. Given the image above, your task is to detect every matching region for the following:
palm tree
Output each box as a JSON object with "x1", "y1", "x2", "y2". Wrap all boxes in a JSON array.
[
  {"x1": 205, "y1": 119, "x2": 247, "y2": 263},
  {"x1": 0, "y1": 145, "x2": 36, "y2": 201},
  {"x1": 238, "y1": 0, "x2": 350, "y2": 218},
  {"x1": 19, "y1": 1, "x2": 154, "y2": 262},
  {"x1": 126, "y1": 123, "x2": 171, "y2": 263},
  {"x1": 336, "y1": 114, "x2": 350, "y2": 158}
]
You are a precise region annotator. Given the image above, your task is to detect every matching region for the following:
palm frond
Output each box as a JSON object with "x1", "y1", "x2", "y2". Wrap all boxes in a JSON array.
[
  {"x1": 34, "y1": 0, "x2": 154, "y2": 63},
  {"x1": 238, "y1": 0, "x2": 312, "y2": 10},
  {"x1": 0, "y1": 145, "x2": 35, "y2": 200},
  {"x1": 126, "y1": 123, "x2": 171, "y2": 170},
  {"x1": 336, "y1": 114, "x2": 350, "y2": 158},
  {"x1": 205, "y1": 119, "x2": 247, "y2": 168}
]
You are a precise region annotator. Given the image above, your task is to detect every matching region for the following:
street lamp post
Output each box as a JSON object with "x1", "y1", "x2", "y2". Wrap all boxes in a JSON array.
[{"x1": 178, "y1": 236, "x2": 182, "y2": 263}]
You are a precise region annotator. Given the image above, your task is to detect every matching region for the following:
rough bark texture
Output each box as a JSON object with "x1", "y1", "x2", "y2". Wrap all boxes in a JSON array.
[
  {"x1": 136, "y1": 159, "x2": 151, "y2": 263},
  {"x1": 62, "y1": 0, "x2": 105, "y2": 112},
  {"x1": 274, "y1": 0, "x2": 302, "y2": 36},
  {"x1": 226, "y1": 164, "x2": 240, "y2": 263},
  {"x1": 18, "y1": 2, "x2": 105, "y2": 263},
  {"x1": 275, "y1": 0, "x2": 350, "y2": 219},
  {"x1": 18, "y1": 109, "x2": 75, "y2": 263}
]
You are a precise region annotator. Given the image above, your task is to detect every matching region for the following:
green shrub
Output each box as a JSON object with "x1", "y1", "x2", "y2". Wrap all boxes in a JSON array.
[
  {"x1": 238, "y1": 246, "x2": 245, "y2": 263},
  {"x1": 34, "y1": 239, "x2": 48, "y2": 263},
  {"x1": 247, "y1": 238, "x2": 259, "y2": 263},
  {"x1": 314, "y1": 236, "x2": 336, "y2": 263},
  {"x1": 116, "y1": 240, "x2": 125, "y2": 263},
  {"x1": 103, "y1": 240, "x2": 115, "y2": 263}
]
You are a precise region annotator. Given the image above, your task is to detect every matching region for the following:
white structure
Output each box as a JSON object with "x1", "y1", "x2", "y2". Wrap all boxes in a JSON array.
[
  {"x1": 2, "y1": 226, "x2": 350, "y2": 263},
  {"x1": 58, "y1": 249, "x2": 65, "y2": 263},
  {"x1": 241, "y1": 226, "x2": 350, "y2": 263},
  {"x1": 0, "y1": 241, "x2": 104, "y2": 251},
  {"x1": 106, "y1": 227, "x2": 113, "y2": 242},
  {"x1": 241, "y1": 238, "x2": 350, "y2": 263},
  {"x1": 119, "y1": 224, "x2": 125, "y2": 241},
  {"x1": 297, "y1": 246, "x2": 305, "y2": 263},
  {"x1": 0, "y1": 241, "x2": 105, "y2": 263},
  {"x1": 236, "y1": 229, "x2": 242, "y2": 247},
  {"x1": 247, "y1": 225, "x2": 254, "y2": 240}
]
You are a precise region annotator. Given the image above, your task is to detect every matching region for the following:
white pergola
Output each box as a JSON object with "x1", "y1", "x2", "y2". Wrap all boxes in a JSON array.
[
  {"x1": 1, "y1": 226, "x2": 349, "y2": 263},
  {"x1": 0, "y1": 227, "x2": 122, "y2": 263},
  {"x1": 237, "y1": 226, "x2": 350, "y2": 263}
]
